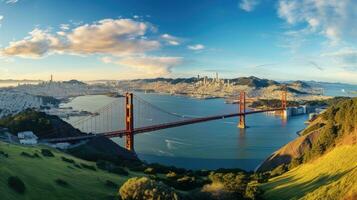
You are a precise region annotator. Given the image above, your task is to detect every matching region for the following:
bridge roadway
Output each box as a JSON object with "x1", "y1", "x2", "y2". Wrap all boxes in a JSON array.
[{"x1": 41, "y1": 108, "x2": 283, "y2": 143}]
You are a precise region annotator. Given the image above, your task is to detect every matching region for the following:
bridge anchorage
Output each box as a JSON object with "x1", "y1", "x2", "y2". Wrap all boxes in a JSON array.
[{"x1": 40, "y1": 88, "x2": 288, "y2": 152}]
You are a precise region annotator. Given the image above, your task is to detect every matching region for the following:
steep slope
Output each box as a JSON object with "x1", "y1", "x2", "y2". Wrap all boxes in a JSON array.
[
  {"x1": 260, "y1": 144, "x2": 357, "y2": 200},
  {"x1": 257, "y1": 98, "x2": 357, "y2": 172},
  {"x1": 0, "y1": 141, "x2": 132, "y2": 200}
]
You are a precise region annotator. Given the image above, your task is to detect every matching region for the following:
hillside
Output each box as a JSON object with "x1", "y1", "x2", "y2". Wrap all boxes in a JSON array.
[
  {"x1": 257, "y1": 98, "x2": 357, "y2": 172},
  {"x1": 258, "y1": 98, "x2": 357, "y2": 199},
  {"x1": 260, "y1": 145, "x2": 357, "y2": 200},
  {"x1": 0, "y1": 141, "x2": 132, "y2": 200}
]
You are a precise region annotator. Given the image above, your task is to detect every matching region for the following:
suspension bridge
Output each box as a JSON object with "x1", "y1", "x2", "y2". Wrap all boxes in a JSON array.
[{"x1": 41, "y1": 89, "x2": 288, "y2": 152}]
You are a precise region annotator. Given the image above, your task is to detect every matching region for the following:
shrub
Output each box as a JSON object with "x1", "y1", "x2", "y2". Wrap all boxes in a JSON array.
[
  {"x1": 41, "y1": 149, "x2": 54, "y2": 157},
  {"x1": 174, "y1": 175, "x2": 201, "y2": 190},
  {"x1": 21, "y1": 152, "x2": 35, "y2": 158},
  {"x1": 80, "y1": 163, "x2": 96, "y2": 171},
  {"x1": 74, "y1": 163, "x2": 82, "y2": 169},
  {"x1": 0, "y1": 150, "x2": 9, "y2": 158},
  {"x1": 166, "y1": 171, "x2": 178, "y2": 179},
  {"x1": 289, "y1": 157, "x2": 302, "y2": 170},
  {"x1": 144, "y1": 167, "x2": 156, "y2": 175},
  {"x1": 245, "y1": 184, "x2": 263, "y2": 200},
  {"x1": 119, "y1": 177, "x2": 180, "y2": 200},
  {"x1": 203, "y1": 172, "x2": 249, "y2": 199},
  {"x1": 61, "y1": 156, "x2": 75, "y2": 164},
  {"x1": 251, "y1": 173, "x2": 269, "y2": 183},
  {"x1": 7, "y1": 176, "x2": 26, "y2": 194},
  {"x1": 55, "y1": 179, "x2": 69, "y2": 187},
  {"x1": 270, "y1": 164, "x2": 288, "y2": 177},
  {"x1": 20, "y1": 152, "x2": 40, "y2": 158}
]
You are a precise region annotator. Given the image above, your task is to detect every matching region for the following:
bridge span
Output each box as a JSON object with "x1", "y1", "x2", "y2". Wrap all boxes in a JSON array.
[{"x1": 40, "y1": 89, "x2": 288, "y2": 152}]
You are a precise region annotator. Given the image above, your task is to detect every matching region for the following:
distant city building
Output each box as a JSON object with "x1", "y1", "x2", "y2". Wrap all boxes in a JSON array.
[{"x1": 18, "y1": 131, "x2": 38, "y2": 145}]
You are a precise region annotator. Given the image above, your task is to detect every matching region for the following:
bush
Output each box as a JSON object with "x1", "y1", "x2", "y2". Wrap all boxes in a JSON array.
[
  {"x1": 55, "y1": 179, "x2": 69, "y2": 187},
  {"x1": 0, "y1": 150, "x2": 9, "y2": 158},
  {"x1": 41, "y1": 149, "x2": 54, "y2": 157},
  {"x1": 289, "y1": 157, "x2": 302, "y2": 170},
  {"x1": 20, "y1": 152, "x2": 40, "y2": 158},
  {"x1": 7, "y1": 176, "x2": 26, "y2": 194},
  {"x1": 174, "y1": 175, "x2": 201, "y2": 190},
  {"x1": 119, "y1": 177, "x2": 180, "y2": 200},
  {"x1": 270, "y1": 164, "x2": 288, "y2": 177},
  {"x1": 80, "y1": 163, "x2": 96, "y2": 171},
  {"x1": 251, "y1": 173, "x2": 269, "y2": 183},
  {"x1": 144, "y1": 167, "x2": 156, "y2": 175},
  {"x1": 61, "y1": 156, "x2": 75, "y2": 164},
  {"x1": 166, "y1": 171, "x2": 178, "y2": 179},
  {"x1": 245, "y1": 184, "x2": 263, "y2": 200},
  {"x1": 209, "y1": 172, "x2": 248, "y2": 194}
]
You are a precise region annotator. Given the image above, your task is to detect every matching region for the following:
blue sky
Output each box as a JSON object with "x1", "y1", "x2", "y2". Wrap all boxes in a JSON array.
[{"x1": 0, "y1": 0, "x2": 356, "y2": 83}]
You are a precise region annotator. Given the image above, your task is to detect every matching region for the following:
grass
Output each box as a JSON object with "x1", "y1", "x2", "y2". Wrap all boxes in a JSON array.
[
  {"x1": 260, "y1": 145, "x2": 357, "y2": 200},
  {"x1": 0, "y1": 141, "x2": 140, "y2": 200}
]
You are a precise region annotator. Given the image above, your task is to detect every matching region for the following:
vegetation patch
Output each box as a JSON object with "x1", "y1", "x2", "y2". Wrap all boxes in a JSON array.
[
  {"x1": 20, "y1": 151, "x2": 40, "y2": 158},
  {"x1": 7, "y1": 176, "x2": 26, "y2": 194},
  {"x1": 119, "y1": 177, "x2": 180, "y2": 200},
  {"x1": 0, "y1": 109, "x2": 53, "y2": 135},
  {"x1": 61, "y1": 156, "x2": 75, "y2": 164},
  {"x1": 0, "y1": 150, "x2": 9, "y2": 158},
  {"x1": 55, "y1": 178, "x2": 69, "y2": 187},
  {"x1": 41, "y1": 149, "x2": 55, "y2": 157},
  {"x1": 80, "y1": 163, "x2": 97, "y2": 171}
]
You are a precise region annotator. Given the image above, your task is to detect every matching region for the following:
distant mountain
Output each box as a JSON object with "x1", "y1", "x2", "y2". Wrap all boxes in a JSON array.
[
  {"x1": 62, "y1": 79, "x2": 87, "y2": 85},
  {"x1": 132, "y1": 76, "x2": 280, "y2": 88},
  {"x1": 229, "y1": 76, "x2": 278, "y2": 88}
]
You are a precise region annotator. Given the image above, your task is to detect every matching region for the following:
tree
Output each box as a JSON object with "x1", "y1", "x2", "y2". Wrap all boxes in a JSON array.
[{"x1": 119, "y1": 177, "x2": 180, "y2": 200}]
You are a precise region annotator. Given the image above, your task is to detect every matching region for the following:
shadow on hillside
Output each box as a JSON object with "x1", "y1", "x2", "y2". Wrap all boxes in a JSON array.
[{"x1": 266, "y1": 167, "x2": 355, "y2": 199}]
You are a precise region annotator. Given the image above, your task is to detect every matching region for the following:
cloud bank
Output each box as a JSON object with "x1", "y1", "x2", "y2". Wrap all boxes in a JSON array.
[
  {"x1": 277, "y1": 0, "x2": 357, "y2": 45},
  {"x1": 1, "y1": 18, "x2": 160, "y2": 58}
]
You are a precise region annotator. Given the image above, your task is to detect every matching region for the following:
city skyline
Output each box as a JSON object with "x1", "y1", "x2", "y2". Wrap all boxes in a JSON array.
[{"x1": 0, "y1": 0, "x2": 356, "y2": 84}]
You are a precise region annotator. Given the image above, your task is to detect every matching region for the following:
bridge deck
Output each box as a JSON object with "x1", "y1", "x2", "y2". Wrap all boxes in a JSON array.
[{"x1": 41, "y1": 108, "x2": 283, "y2": 143}]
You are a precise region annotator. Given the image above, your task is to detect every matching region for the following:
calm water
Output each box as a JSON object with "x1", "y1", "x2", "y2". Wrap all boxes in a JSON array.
[{"x1": 62, "y1": 93, "x2": 308, "y2": 171}]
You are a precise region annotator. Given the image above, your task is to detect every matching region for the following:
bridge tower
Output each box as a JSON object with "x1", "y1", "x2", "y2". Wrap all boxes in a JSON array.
[
  {"x1": 125, "y1": 92, "x2": 134, "y2": 151},
  {"x1": 238, "y1": 91, "x2": 246, "y2": 129},
  {"x1": 281, "y1": 86, "x2": 287, "y2": 110}
]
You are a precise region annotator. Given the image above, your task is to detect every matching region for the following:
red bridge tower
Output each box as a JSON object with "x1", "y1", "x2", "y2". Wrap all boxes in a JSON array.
[
  {"x1": 238, "y1": 91, "x2": 246, "y2": 129},
  {"x1": 125, "y1": 92, "x2": 134, "y2": 151}
]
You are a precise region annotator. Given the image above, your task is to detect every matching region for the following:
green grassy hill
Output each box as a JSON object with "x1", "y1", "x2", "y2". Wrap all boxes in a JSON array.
[
  {"x1": 0, "y1": 141, "x2": 135, "y2": 200},
  {"x1": 260, "y1": 143, "x2": 357, "y2": 200}
]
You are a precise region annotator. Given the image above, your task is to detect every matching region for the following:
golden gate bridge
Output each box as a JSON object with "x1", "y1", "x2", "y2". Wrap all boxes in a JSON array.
[{"x1": 41, "y1": 89, "x2": 288, "y2": 152}]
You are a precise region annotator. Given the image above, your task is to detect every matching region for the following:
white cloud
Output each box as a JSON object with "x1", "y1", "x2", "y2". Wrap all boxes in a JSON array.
[
  {"x1": 4, "y1": 0, "x2": 18, "y2": 3},
  {"x1": 322, "y1": 48, "x2": 357, "y2": 70},
  {"x1": 1, "y1": 18, "x2": 160, "y2": 58},
  {"x1": 277, "y1": 0, "x2": 357, "y2": 45},
  {"x1": 187, "y1": 44, "x2": 205, "y2": 51},
  {"x1": 161, "y1": 34, "x2": 181, "y2": 46},
  {"x1": 0, "y1": 15, "x2": 3, "y2": 28},
  {"x1": 60, "y1": 24, "x2": 70, "y2": 30},
  {"x1": 239, "y1": 0, "x2": 260, "y2": 12},
  {"x1": 102, "y1": 56, "x2": 183, "y2": 76}
]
